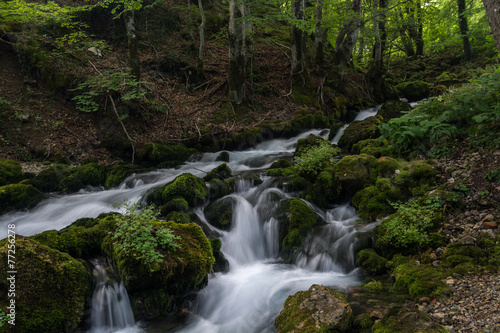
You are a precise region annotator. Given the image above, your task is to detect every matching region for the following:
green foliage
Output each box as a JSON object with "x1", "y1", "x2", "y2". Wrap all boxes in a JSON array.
[
  {"x1": 364, "y1": 280, "x2": 383, "y2": 293},
  {"x1": 376, "y1": 198, "x2": 443, "y2": 254},
  {"x1": 0, "y1": 158, "x2": 24, "y2": 186},
  {"x1": 484, "y1": 167, "x2": 500, "y2": 182},
  {"x1": 294, "y1": 140, "x2": 340, "y2": 180},
  {"x1": 111, "y1": 201, "x2": 180, "y2": 270},
  {"x1": 71, "y1": 69, "x2": 148, "y2": 113},
  {"x1": 0, "y1": 309, "x2": 9, "y2": 327}
]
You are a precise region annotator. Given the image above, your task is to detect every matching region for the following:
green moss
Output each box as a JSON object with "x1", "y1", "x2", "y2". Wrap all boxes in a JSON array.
[
  {"x1": 207, "y1": 178, "x2": 235, "y2": 200},
  {"x1": 0, "y1": 236, "x2": 92, "y2": 332},
  {"x1": 364, "y1": 280, "x2": 383, "y2": 292},
  {"x1": 285, "y1": 176, "x2": 310, "y2": 192},
  {"x1": 103, "y1": 221, "x2": 214, "y2": 295},
  {"x1": 270, "y1": 159, "x2": 293, "y2": 169},
  {"x1": 203, "y1": 163, "x2": 233, "y2": 182},
  {"x1": 279, "y1": 199, "x2": 317, "y2": 261},
  {"x1": 351, "y1": 139, "x2": 391, "y2": 157},
  {"x1": 308, "y1": 168, "x2": 338, "y2": 207},
  {"x1": 0, "y1": 184, "x2": 45, "y2": 213},
  {"x1": 356, "y1": 248, "x2": 389, "y2": 275},
  {"x1": 151, "y1": 173, "x2": 208, "y2": 207},
  {"x1": 204, "y1": 198, "x2": 233, "y2": 230},
  {"x1": 105, "y1": 164, "x2": 136, "y2": 188},
  {"x1": 377, "y1": 157, "x2": 401, "y2": 178},
  {"x1": 333, "y1": 154, "x2": 377, "y2": 197},
  {"x1": 294, "y1": 134, "x2": 328, "y2": 158},
  {"x1": 372, "y1": 307, "x2": 448, "y2": 333},
  {"x1": 441, "y1": 243, "x2": 488, "y2": 268},
  {"x1": 377, "y1": 100, "x2": 411, "y2": 122},
  {"x1": 58, "y1": 163, "x2": 107, "y2": 193},
  {"x1": 136, "y1": 142, "x2": 195, "y2": 167},
  {"x1": 275, "y1": 284, "x2": 352, "y2": 333},
  {"x1": 407, "y1": 162, "x2": 438, "y2": 196},
  {"x1": 396, "y1": 81, "x2": 432, "y2": 102},
  {"x1": 392, "y1": 263, "x2": 448, "y2": 301},
  {"x1": 327, "y1": 120, "x2": 344, "y2": 141},
  {"x1": 31, "y1": 215, "x2": 116, "y2": 258},
  {"x1": 32, "y1": 164, "x2": 72, "y2": 192},
  {"x1": 338, "y1": 116, "x2": 382, "y2": 152},
  {"x1": 0, "y1": 158, "x2": 25, "y2": 186},
  {"x1": 352, "y1": 183, "x2": 399, "y2": 221}
]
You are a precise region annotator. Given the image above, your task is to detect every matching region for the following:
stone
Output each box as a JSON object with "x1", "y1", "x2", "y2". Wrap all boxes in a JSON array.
[{"x1": 275, "y1": 284, "x2": 353, "y2": 333}]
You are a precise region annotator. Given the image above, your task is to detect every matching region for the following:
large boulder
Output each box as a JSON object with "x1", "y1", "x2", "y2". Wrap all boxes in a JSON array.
[
  {"x1": 135, "y1": 142, "x2": 195, "y2": 168},
  {"x1": 396, "y1": 81, "x2": 432, "y2": 102},
  {"x1": 0, "y1": 158, "x2": 25, "y2": 186},
  {"x1": 0, "y1": 236, "x2": 92, "y2": 332},
  {"x1": 102, "y1": 220, "x2": 214, "y2": 294},
  {"x1": 0, "y1": 184, "x2": 45, "y2": 213},
  {"x1": 275, "y1": 284, "x2": 353, "y2": 333},
  {"x1": 204, "y1": 197, "x2": 234, "y2": 230},
  {"x1": 338, "y1": 116, "x2": 382, "y2": 152}
]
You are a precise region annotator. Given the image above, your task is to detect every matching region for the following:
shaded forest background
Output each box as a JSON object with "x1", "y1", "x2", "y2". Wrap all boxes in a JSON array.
[{"x1": 0, "y1": 0, "x2": 498, "y2": 164}]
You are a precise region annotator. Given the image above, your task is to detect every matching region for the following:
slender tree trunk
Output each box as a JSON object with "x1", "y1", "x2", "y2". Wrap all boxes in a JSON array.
[
  {"x1": 397, "y1": 7, "x2": 416, "y2": 58},
  {"x1": 315, "y1": 0, "x2": 325, "y2": 72},
  {"x1": 197, "y1": 0, "x2": 206, "y2": 77},
  {"x1": 334, "y1": 0, "x2": 363, "y2": 72},
  {"x1": 458, "y1": 0, "x2": 472, "y2": 59},
  {"x1": 229, "y1": 0, "x2": 247, "y2": 104},
  {"x1": 124, "y1": 10, "x2": 140, "y2": 81},
  {"x1": 372, "y1": 0, "x2": 382, "y2": 74},
  {"x1": 187, "y1": 0, "x2": 195, "y2": 44},
  {"x1": 291, "y1": 0, "x2": 309, "y2": 87},
  {"x1": 244, "y1": 5, "x2": 254, "y2": 82},
  {"x1": 482, "y1": 0, "x2": 500, "y2": 53},
  {"x1": 415, "y1": 0, "x2": 423, "y2": 56}
]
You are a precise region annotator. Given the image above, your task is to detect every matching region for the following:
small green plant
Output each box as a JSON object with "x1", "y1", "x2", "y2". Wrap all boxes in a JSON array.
[
  {"x1": 71, "y1": 69, "x2": 149, "y2": 113},
  {"x1": 484, "y1": 168, "x2": 500, "y2": 182},
  {"x1": 453, "y1": 183, "x2": 471, "y2": 196},
  {"x1": 378, "y1": 199, "x2": 443, "y2": 249},
  {"x1": 364, "y1": 280, "x2": 383, "y2": 292},
  {"x1": 294, "y1": 140, "x2": 340, "y2": 178},
  {"x1": 51, "y1": 121, "x2": 65, "y2": 129},
  {"x1": 111, "y1": 201, "x2": 180, "y2": 271},
  {"x1": 0, "y1": 309, "x2": 9, "y2": 327}
]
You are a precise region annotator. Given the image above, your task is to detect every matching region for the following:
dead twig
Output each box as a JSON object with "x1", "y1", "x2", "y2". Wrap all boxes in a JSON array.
[{"x1": 108, "y1": 95, "x2": 136, "y2": 165}]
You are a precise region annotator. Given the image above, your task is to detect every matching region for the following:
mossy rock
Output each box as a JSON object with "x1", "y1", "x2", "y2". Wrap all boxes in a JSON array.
[
  {"x1": 377, "y1": 156, "x2": 401, "y2": 178},
  {"x1": 294, "y1": 134, "x2": 328, "y2": 158},
  {"x1": 0, "y1": 236, "x2": 92, "y2": 332},
  {"x1": 392, "y1": 263, "x2": 448, "y2": 301},
  {"x1": 270, "y1": 159, "x2": 293, "y2": 169},
  {"x1": 275, "y1": 284, "x2": 353, "y2": 333},
  {"x1": 0, "y1": 158, "x2": 25, "y2": 186},
  {"x1": 352, "y1": 179, "x2": 401, "y2": 221},
  {"x1": 356, "y1": 248, "x2": 389, "y2": 275},
  {"x1": 351, "y1": 139, "x2": 391, "y2": 157},
  {"x1": 203, "y1": 163, "x2": 233, "y2": 181},
  {"x1": 333, "y1": 154, "x2": 377, "y2": 197},
  {"x1": 136, "y1": 142, "x2": 195, "y2": 167},
  {"x1": 328, "y1": 120, "x2": 344, "y2": 141},
  {"x1": 129, "y1": 288, "x2": 174, "y2": 321},
  {"x1": 377, "y1": 100, "x2": 411, "y2": 122},
  {"x1": 308, "y1": 168, "x2": 339, "y2": 207},
  {"x1": 210, "y1": 238, "x2": 230, "y2": 273},
  {"x1": 372, "y1": 306, "x2": 448, "y2": 333},
  {"x1": 278, "y1": 199, "x2": 317, "y2": 262},
  {"x1": 148, "y1": 173, "x2": 208, "y2": 208},
  {"x1": 31, "y1": 215, "x2": 117, "y2": 258},
  {"x1": 215, "y1": 151, "x2": 230, "y2": 162},
  {"x1": 0, "y1": 184, "x2": 45, "y2": 213},
  {"x1": 285, "y1": 176, "x2": 311, "y2": 192},
  {"x1": 104, "y1": 164, "x2": 137, "y2": 188},
  {"x1": 58, "y1": 163, "x2": 107, "y2": 193},
  {"x1": 441, "y1": 243, "x2": 488, "y2": 268},
  {"x1": 207, "y1": 178, "x2": 235, "y2": 200},
  {"x1": 32, "y1": 164, "x2": 72, "y2": 192},
  {"x1": 396, "y1": 81, "x2": 432, "y2": 102},
  {"x1": 102, "y1": 221, "x2": 214, "y2": 295},
  {"x1": 407, "y1": 162, "x2": 438, "y2": 196},
  {"x1": 338, "y1": 116, "x2": 382, "y2": 152},
  {"x1": 204, "y1": 198, "x2": 233, "y2": 230}
]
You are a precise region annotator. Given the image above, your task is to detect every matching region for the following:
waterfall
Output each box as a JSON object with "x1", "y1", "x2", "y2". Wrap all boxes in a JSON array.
[
  {"x1": 0, "y1": 106, "x2": 382, "y2": 333},
  {"x1": 89, "y1": 258, "x2": 141, "y2": 333}
]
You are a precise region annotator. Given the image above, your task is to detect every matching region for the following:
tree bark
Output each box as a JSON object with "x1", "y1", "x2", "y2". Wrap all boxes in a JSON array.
[
  {"x1": 315, "y1": 0, "x2": 325, "y2": 72},
  {"x1": 334, "y1": 0, "x2": 363, "y2": 72},
  {"x1": 124, "y1": 10, "x2": 140, "y2": 82},
  {"x1": 482, "y1": 0, "x2": 500, "y2": 53},
  {"x1": 291, "y1": 0, "x2": 309, "y2": 87},
  {"x1": 228, "y1": 0, "x2": 248, "y2": 104},
  {"x1": 458, "y1": 0, "x2": 473, "y2": 60},
  {"x1": 197, "y1": 0, "x2": 206, "y2": 77}
]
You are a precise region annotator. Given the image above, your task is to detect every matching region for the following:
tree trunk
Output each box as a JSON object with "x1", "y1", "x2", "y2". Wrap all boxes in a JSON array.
[
  {"x1": 315, "y1": 0, "x2": 325, "y2": 72},
  {"x1": 482, "y1": 0, "x2": 500, "y2": 53},
  {"x1": 291, "y1": 0, "x2": 309, "y2": 87},
  {"x1": 372, "y1": 0, "x2": 382, "y2": 74},
  {"x1": 229, "y1": 0, "x2": 247, "y2": 104},
  {"x1": 244, "y1": 5, "x2": 254, "y2": 81},
  {"x1": 415, "y1": 0, "x2": 423, "y2": 56},
  {"x1": 457, "y1": 0, "x2": 472, "y2": 59},
  {"x1": 197, "y1": 0, "x2": 206, "y2": 77},
  {"x1": 124, "y1": 10, "x2": 140, "y2": 81},
  {"x1": 334, "y1": 0, "x2": 363, "y2": 72}
]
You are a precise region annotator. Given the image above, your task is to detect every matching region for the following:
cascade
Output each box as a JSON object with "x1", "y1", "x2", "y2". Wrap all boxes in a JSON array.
[
  {"x1": 88, "y1": 258, "x2": 141, "y2": 333},
  {"x1": 0, "y1": 106, "x2": 383, "y2": 332}
]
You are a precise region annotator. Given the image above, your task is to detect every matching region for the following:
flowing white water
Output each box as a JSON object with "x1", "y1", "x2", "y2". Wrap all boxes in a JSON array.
[
  {"x1": 0, "y1": 107, "x2": 381, "y2": 332},
  {"x1": 330, "y1": 105, "x2": 381, "y2": 145},
  {"x1": 89, "y1": 258, "x2": 142, "y2": 333}
]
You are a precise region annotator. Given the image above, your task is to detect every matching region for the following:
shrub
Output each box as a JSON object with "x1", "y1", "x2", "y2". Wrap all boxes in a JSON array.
[
  {"x1": 111, "y1": 201, "x2": 180, "y2": 270},
  {"x1": 294, "y1": 140, "x2": 340, "y2": 180}
]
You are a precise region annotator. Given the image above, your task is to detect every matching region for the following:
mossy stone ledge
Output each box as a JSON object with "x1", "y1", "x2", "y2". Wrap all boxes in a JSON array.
[
  {"x1": 338, "y1": 116, "x2": 383, "y2": 152},
  {"x1": 0, "y1": 158, "x2": 25, "y2": 186},
  {"x1": 372, "y1": 306, "x2": 448, "y2": 333},
  {"x1": 147, "y1": 173, "x2": 209, "y2": 209},
  {"x1": 0, "y1": 183, "x2": 45, "y2": 214},
  {"x1": 0, "y1": 236, "x2": 92, "y2": 333}
]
